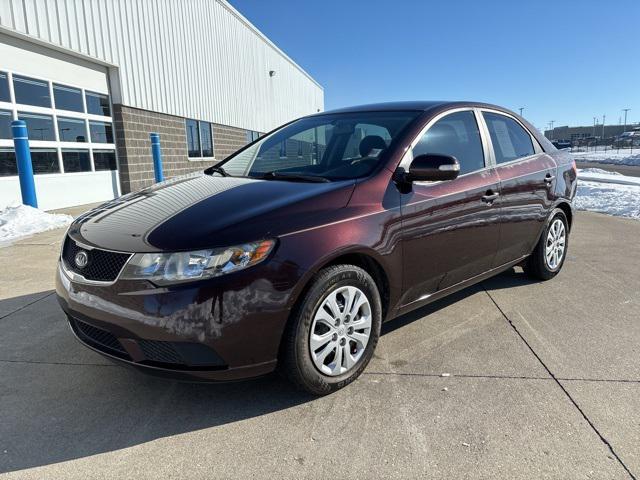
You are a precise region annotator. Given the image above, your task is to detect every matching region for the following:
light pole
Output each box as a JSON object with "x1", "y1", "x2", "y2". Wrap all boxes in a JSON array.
[
  {"x1": 519, "y1": 107, "x2": 524, "y2": 117},
  {"x1": 593, "y1": 117, "x2": 597, "y2": 137},
  {"x1": 622, "y1": 108, "x2": 630, "y2": 133},
  {"x1": 549, "y1": 120, "x2": 555, "y2": 140},
  {"x1": 602, "y1": 114, "x2": 606, "y2": 140}
]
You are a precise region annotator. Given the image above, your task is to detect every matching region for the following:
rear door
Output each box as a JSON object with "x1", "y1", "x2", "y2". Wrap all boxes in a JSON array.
[
  {"x1": 399, "y1": 109, "x2": 501, "y2": 307},
  {"x1": 480, "y1": 111, "x2": 557, "y2": 266}
]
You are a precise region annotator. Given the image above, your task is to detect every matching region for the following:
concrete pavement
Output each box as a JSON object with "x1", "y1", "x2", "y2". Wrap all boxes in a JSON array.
[{"x1": 0, "y1": 211, "x2": 638, "y2": 479}]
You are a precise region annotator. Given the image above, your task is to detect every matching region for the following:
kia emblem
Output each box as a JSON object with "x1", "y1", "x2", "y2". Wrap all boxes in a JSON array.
[{"x1": 75, "y1": 250, "x2": 89, "y2": 269}]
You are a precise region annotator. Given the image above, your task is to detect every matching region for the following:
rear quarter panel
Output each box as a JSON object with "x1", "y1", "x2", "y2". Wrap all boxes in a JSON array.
[{"x1": 550, "y1": 149, "x2": 578, "y2": 203}]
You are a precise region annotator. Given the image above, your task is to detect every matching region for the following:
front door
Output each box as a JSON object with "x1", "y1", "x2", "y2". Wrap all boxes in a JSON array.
[{"x1": 399, "y1": 110, "x2": 501, "y2": 308}]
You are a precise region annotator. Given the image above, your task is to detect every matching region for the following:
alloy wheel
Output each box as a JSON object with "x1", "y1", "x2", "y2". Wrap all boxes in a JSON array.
[{"x1": 545, "y1": 218, "x2": 566, "y2": 270}]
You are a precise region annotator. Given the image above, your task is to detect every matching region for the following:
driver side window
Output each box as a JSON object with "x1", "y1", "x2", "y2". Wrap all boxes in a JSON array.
[{"x1": 413, "y1": 111, "x2": 485, "y2": 175}]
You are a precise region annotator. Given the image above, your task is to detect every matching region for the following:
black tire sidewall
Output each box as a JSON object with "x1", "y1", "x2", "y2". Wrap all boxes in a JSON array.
[
  {"x1": 530, "y1": 208, "x2": 569, "y2": 280},
  {"x1": 291, "y1": 265, "x2": 382, "y2": 394}
]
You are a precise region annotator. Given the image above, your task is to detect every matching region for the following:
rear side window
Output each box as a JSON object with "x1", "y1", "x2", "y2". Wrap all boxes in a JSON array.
[
  {"x1": 483, "y1": 112, "x2": 535, "y2": 164},
  {"x1": 413, "y1": 110, "x2": 485, "y2": 175}
]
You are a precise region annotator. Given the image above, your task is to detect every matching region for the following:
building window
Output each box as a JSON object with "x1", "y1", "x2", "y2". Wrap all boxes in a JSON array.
[
  {"x1": 246, "y1": 130, "x2": 260, "y2": 143},
  {"x1": 13, "y1": 75, "x2": 51, "y2": 108},
  {"x1": 53, "y1": 84, "x2": 84, "y2": 113},
  {"x1": 58, "y1": 117, "x2": 87, "y2": 142},
  {"x1": 18, "y1": 112, "x2": 55, "y2": 141},
  {"x1": 62, "y1": 149, "x2": 91, "y2": 172},
  {"x1": 93, "y1": 150, "x2": 117, "y2": 171},
  {"x1": 186, "y1": 119, "x2": 200, "y2": 157},
  {"x1": 1, "y1": 148, "x2": 61, "y2": 176},
  {"x1": 31, "y1": 149, "x2": 60, "y2": 174},
  {"x1": 89, "y1": 121, "x2": 114, "y2": 143},
  {"x1": 200, "y1": 121, "x2": 214, "y2": 157},
  {"x1": 0, "y1": 109, "x2": 12, "y2": 139},
  {"x1": 0, "y1": 72, "x2": 10, "y2": 103},
  {"x1": 186, "y1": 119, "x2": 214, "y2": 158},
  {"x1": 85, "y1": 91, "x2": 110, "y2": 116},
  {"x1": 0, "y1": 69, "x2": 117, "y2": 178},
  {"x1": 0, "y1": 149, "x2": 17, "y2": 177}
]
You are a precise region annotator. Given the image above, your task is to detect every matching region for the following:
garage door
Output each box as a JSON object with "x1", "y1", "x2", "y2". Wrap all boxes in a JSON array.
[{"x1": 0, "y1": 34, "x2": 119, "y2": 211}]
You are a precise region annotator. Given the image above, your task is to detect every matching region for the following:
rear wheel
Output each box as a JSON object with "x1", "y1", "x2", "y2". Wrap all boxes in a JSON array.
[
  {"x1": 524, "y1": 208, "x2": 569, "y2": 280},
  {"x1": 281, "y1": 264, "x2": 382, "y2": 395}
]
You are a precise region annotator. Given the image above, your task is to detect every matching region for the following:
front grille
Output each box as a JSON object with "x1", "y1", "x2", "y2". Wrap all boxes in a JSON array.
[
  {"x1": 62, "y1": 236, "x2": 130, "y2": 282},
  {"x1": 138, "y1": 340, "x2": 183, "y2": 365},
  {"x1": 71, "y1": 318, "x2": 129, "y2": 358}
]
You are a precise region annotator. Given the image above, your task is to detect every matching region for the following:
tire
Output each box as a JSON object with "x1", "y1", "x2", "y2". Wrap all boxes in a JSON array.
[
  {"x1": 281, "y1": 264, "x2": 382, "y2": 395},
  {"x1": 523, "y1": 208, "x2": 569, "y2": 281}
]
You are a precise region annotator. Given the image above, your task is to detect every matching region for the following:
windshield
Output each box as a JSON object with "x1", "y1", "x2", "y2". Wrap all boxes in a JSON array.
[{"x1": 216, "y1": 111, "x2": 421, "y2": 181}]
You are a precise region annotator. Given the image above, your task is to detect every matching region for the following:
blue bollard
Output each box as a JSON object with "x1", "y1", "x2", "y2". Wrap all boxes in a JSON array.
[
  {"x1": 11, "y1": 120, "x2": 38, "y2": 208},
  {"x1": 150, "y1": 132, "x2": 164, "y2": 183}
]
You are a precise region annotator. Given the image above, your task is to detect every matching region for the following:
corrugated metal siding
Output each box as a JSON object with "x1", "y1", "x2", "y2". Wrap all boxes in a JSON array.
[{"x1": 0, "y1": 0, "x2": 324, "y2": 133}]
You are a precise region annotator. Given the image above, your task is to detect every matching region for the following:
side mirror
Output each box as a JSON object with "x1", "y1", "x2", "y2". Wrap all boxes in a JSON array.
[{"x1": 406, "y1": 154, "x2": 460, "y2": 182}]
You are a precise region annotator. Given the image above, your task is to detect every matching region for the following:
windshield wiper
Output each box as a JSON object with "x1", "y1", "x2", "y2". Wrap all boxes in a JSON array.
[
  {"x1": 259, "y1": 171, "x2": 330, "y2": 183},
  {"x1": 205, "y1": 165, "x2": 229, "y2": 177}
]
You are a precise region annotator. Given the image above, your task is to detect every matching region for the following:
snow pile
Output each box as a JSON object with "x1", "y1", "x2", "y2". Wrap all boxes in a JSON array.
[
  {"x1": 579, "y1": 167, "x2": 622, "y2": 175},
  {"x1": 576, "y1": 169, "x2": 640, "y2": 220},
  {"x1": 571, "y1": 149, "x2": 640, "y2": 166},
  {"x1": 0, "y1": 203, "x2": 73, "y2": 246},
  {"x1": 578, "y1": 168, "x2": 640, "y2": 186}
]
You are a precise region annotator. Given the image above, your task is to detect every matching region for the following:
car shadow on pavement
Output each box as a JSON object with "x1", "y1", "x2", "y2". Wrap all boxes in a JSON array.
[
  {"x1": 0, "y1": 292, "x2": 314, "y2": 474},
  {"x1": 382, "y1": 267, "x2": 537, "y2": 336},
  {"x1": 0, "y1": 268, "x2": 537, "y2": 474},
  {"x1": 481, "y1": 266, "x2": 540, "y2": 292}
]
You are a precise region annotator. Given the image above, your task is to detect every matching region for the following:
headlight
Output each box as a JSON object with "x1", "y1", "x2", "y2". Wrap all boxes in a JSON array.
[{"x1": 120, "y1": 239, "x2": 275, "y2": 285}]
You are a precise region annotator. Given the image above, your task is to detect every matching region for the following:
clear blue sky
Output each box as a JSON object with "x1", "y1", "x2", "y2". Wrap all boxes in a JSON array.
[{"x1": 230, "y1": 0, "x2": 639, "y2": 132}]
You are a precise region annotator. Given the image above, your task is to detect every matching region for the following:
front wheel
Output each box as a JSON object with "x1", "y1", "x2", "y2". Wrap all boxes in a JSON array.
[
  {"x1": 281, "y1": 264, "x2": 382, "y2": 395},
  {"x1": 524, "y1": 208, "x2": 569, "y2": 280}
]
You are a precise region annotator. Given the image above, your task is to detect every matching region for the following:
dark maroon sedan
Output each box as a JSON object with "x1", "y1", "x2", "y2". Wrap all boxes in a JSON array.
[{"x1": 56, "y1": 101, "x2": 577, "y2": 395}]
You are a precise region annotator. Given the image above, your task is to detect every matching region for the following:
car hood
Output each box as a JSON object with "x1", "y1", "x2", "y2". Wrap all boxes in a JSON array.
[{"x1": 68, "y1": 173, "x2": 356, "y2": 252}]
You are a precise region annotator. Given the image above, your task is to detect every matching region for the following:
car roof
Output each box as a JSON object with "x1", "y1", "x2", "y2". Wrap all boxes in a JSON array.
[
  {"x1": 314, "y1": 101, "x2": 556, "y2": 153},
  {"x1": 322, "y1": 101, "x2": 449, "y2": 114},
  {"x1": 320, "y1": 100, "x2": 508, "y2": 114}
]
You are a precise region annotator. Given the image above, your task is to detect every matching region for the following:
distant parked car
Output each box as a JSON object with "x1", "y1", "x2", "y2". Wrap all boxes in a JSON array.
[
  {"x1": 613, "y1": 131, "x2": 640, "y2": 148},
  {"x1": 56, "y1": 101, "x2": 577, "y2": 395},
  {"x1": 552, "y1": 139, "x2": 572, "y2": 150}
]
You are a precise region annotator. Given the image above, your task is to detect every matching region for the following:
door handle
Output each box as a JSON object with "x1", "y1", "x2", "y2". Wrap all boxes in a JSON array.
[
  {"x1": 544, "y1": 173, "x2": 556, "y2": 185},
  {"x1": 481, "y1": 190, "x2": 499, "y2": 204}
]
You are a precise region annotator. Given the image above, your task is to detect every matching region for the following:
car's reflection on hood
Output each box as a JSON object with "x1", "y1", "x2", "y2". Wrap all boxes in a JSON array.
[{"x1": 69, "y1": 172, "x2": 355, "y2": 252}]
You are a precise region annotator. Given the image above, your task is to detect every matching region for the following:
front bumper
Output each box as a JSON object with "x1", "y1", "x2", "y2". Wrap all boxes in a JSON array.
[{"x1": 55, "y1": 259, "x2": 296, "y2": 382}]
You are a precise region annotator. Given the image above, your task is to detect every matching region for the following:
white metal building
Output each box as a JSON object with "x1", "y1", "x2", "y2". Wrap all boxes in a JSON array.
[{"x1": 0, "y1": 0, "x2": 324, "y2": 210}]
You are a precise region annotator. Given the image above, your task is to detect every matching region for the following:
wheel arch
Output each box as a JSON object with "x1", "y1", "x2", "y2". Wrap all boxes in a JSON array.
[
  {"x1": 289, "y1": 247, "x2": 392, "y2": 321},
  {"x1": 277, "y1": 247, "x2": 393, "y2": 365},
  {"x1": 530, "y1": 201, "x2": 573, "y2": 252},
  {"x1": 555, "y1": 201, "x2": 573, "y2": 231}
]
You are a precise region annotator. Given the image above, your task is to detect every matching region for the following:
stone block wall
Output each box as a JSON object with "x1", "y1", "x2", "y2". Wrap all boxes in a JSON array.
[{"x1": 113, "y1": 104, "x2": 252, "y2": 193}]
